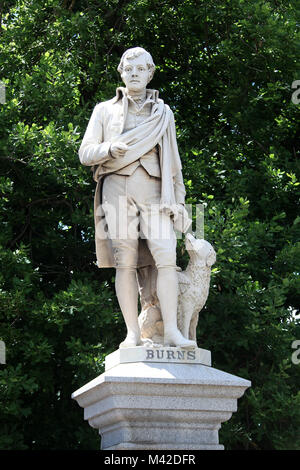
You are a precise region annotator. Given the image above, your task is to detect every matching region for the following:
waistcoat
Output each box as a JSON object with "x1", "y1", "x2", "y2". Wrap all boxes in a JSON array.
[{"x1": 114, "y1": 95, "x2": 161, "y2": 177}]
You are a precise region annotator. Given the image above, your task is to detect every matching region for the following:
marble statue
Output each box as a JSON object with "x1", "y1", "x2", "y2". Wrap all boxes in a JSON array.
[{"x1": 78, "y1": 47, "x2": 212, "y2": 349}]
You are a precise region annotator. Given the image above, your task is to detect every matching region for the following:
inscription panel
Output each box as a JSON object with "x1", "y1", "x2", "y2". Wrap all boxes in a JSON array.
[
  {"x1": 145, "y1": 348, "x2": 197, "y2": 361},
  {"x1": 105, "y1": 346, "x2": 211, "y2": 371}
]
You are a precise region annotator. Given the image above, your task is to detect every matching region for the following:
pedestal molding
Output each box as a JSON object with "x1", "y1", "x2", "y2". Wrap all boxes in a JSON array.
[{"x1": 72, "y1": 355, "x2": 251, "y2": 450}]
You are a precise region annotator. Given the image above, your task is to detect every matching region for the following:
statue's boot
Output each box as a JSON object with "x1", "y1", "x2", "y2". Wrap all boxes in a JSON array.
[
  {"x1": 164, "y1": 329, "x2": 197, "y2": 349},
  {"x1": 157, "y1": 267, "x2": 197, "y2": 349},
  {"x1": 115, "y1": 267, "x2": 142, "y2": 349},
  {"x1": 119, "y1": 331, "x2": 142, "y2": 348}
]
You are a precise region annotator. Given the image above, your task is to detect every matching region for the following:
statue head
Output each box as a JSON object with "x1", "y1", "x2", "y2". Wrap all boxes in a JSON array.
[{"x1": 118, "y1": 47, "x2": 156, "y2": 91}]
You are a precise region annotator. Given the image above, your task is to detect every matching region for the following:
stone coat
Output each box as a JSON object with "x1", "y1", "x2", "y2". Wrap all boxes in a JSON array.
[{"x1": 78, "y1": 88, "x2": 187, "y2": 268}]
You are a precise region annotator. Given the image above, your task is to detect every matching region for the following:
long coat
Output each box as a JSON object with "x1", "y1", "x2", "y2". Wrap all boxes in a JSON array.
[{"x1": 79, "y1": 88, "x2": 187, "y2": 268}]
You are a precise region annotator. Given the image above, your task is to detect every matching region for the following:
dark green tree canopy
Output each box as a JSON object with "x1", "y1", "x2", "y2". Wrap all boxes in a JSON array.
[{"x1": 0, "y1": 0, "x2": 299, "y2": 449}]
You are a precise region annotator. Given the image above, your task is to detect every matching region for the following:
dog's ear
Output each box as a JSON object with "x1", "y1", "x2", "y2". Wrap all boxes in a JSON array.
[{"x1": 206, "y1": 249, "x2": 216, "y2": 267}]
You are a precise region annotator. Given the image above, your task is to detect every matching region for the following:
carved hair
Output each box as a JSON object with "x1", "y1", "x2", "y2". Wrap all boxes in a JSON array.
[{"x1": 117, "y1": 47, "x2": 156, "y2": 83}]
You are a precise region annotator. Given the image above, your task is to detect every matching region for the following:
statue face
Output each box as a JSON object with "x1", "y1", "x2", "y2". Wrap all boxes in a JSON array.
[{"x1": 121, "y1": 53, "x2": 150, "y2": 93}]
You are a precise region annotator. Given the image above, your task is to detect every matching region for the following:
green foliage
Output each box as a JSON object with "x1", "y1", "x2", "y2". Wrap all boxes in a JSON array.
[{"x1": 0, "y1": 0, "x2": 299, "y2": 449}]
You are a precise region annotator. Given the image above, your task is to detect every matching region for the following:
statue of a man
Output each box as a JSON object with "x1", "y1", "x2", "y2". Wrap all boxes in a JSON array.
[{"x1": 79, "y1": 47, "x2": 196, "y2": 349}]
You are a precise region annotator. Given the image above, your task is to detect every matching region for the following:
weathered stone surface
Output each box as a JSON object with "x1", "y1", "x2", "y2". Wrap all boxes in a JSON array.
[{"x1": 72, "y1": 359, "x2": 251, "y2": 450}]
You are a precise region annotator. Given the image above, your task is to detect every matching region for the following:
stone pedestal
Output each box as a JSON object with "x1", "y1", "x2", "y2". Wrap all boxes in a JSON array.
[{"x1": 72, "y1": 347, "x2": 251, "y2": 450}]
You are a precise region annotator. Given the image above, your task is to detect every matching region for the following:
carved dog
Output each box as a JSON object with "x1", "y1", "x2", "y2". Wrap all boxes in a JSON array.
[
  {"x1": 137, "y1": 234, "x2": 216, "y2": 345},
  {"x1": 176, "y1": 233, "x2": 216, "y2": 342}
]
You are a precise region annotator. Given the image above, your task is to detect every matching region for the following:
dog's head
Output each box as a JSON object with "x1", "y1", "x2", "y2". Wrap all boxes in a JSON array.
[{"x1": 185, "y1": 233, "x2": 216, "y2": 267}]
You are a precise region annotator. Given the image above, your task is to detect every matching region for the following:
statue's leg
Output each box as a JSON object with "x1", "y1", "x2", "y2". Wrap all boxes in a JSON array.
[
  {"x1": 102, "y1": 173, "x2": 141, "y2": 348},
  {"x1": 116, "y1": 271, "x2": 140, "y2": 348},
  {"x1": 141, "y1": 208, "x2": 196, "y2": 349},
  {"x1": 111, "y1": 242, "x2": 141, "y2": 348},
  {"x1": 156, "y1": 266, "x2": 196, "y2": 348}
]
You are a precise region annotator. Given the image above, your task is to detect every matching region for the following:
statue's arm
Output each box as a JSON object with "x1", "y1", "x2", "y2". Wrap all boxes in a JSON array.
[
  {"x1": 174, "y1": 171, "x2": 186, "y2": 205},
  {"x1": 78, "y1": 103, "x2": 111, "y2": 166},
  {"x1": 168, "y1": 109, "x2": 186, "y2": 205}
]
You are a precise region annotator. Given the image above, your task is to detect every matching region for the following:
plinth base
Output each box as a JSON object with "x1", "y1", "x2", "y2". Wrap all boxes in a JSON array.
[{"x1": 72, "y1": 347, "x2": 251, "y2": 450}]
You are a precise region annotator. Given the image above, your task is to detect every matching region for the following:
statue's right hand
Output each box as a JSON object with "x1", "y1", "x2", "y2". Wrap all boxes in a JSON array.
[{"x1": 110, "y1": 142, "x2": 128, "y2": 159}]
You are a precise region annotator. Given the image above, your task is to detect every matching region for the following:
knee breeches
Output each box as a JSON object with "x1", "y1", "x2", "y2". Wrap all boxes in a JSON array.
[{"x1": 102, "y1": 167, "x2": 177, "y2": 269}]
